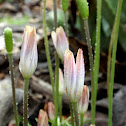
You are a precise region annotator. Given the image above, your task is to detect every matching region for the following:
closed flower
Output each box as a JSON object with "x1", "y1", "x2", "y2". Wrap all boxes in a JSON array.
[
  {"x1": 38, "y1": 110, "x2": 48, "y2": 126},
  {"x1": 64, "y1": 49, "x2": 85, "y2": 102},
  {"x1": 59, "y1": 68, "x2": 64, "y2": 95},
  {"x1": 4, "y1": 27, "x2": 13, "y2": 54},
  {"x1": 78, "y1": 85, "x2": 89, "y2": 114},
  {"x1": 48, "y1": 102, "x2": 55, "y2": 121},
  {"x1": 19, "y1": 26, "x2": 38, "y2": 78},
  {"x1": 51, "y1": 26, "x2": 69, "y2": 61}
]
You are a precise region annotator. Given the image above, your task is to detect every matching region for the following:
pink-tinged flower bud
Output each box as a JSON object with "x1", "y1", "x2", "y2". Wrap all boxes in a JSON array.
[
  {"x1": 78, "y1": 85, "x2": 89, "y2": 114},
  {"x1": 8, "y1": 120, "x2": 15, "y2": 126},
  {"x1": 19, "y1": 26, "x2": 38, "y2": 78},
  {"x1": 64, "y1": 49, "x2": 85, "y2": 102},
  {"x1": 48, "y1": 102, "x2": 55, "y2": 121},
  {"x1": 59, "y1": 68, "x2": 64, "y2": 95},
  {"x1": 76, "y1": 48, "x2": 85, "y2": 96},
  {"x1": 37, "y1": 110, "x2": 48, "y2": 126},
  {"x1": 51, "y1": 26, "x2": 69, "y2": 61}
]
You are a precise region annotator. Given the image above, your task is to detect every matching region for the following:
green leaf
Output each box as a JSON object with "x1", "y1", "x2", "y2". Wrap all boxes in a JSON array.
[
  {"x1": 102, "y1": 0, "x2": 126, "y2": 52},
  {"x1": 46, "y1": 9, "x2": 69, "y2": 30}
]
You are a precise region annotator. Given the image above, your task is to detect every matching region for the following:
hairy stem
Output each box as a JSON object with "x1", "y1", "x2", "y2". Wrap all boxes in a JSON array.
[
  {"x1": 69, "y1": 101, "x2": 75, "y2": 126},
  {"x1": 80, "y1": 113, "x2": 84, "y2": 126},
  {"x1": 23, "y1": 78, "x2": 29, "y2": 126},
  {"x1": 53, "y1": 0, "x2": 57, "y2": 29},
  {"x1": 55, "y1": 53, "x2": 59, "y2": 126},
  {"x1": 91, "y1": 0, "x2": 102, "y2": 124},
  {"x1": 72, "y1": 102, "x2": 79, "y2": 126},
  {"x1": 53, "y1": 0, "x2": 59, "y2": 125},
  {"x1": 59, "y1": 94, "x2": 62, "y2": 123},
  {"x1": 43, "y1": 0, "x2": 55, "y2": 108},
  {"x1": 83, "y1": 19, "x2": 94, "y2": 124},
  {"x1": 8, "y1": 53, "x2": 19, "y2": 126}
]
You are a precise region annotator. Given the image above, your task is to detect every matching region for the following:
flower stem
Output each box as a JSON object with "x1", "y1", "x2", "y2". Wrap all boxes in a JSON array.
[
  {"x1": 53, "y1": 0, "x2": 57, "y2": 29},
  {"x1": 91, "y1": 0, "x2": 102, "y2": 125},
  {"x1": 69, "y1": 101, "x2": 75, "y2": 126},
  {"x1": 8, "y1": 53, "x2": 19, "y2": 126},
  {"x1": 53, "y1": 0, "x2": 59, "y2": 125},
  {"x1": 108, "y1": 0, "x2": 123, "y2": 126},
  {"x1": 83, "y1": 19, "x2": 94, "y2": 124},
  {"x1": 59, "y1": 94, "x2": 62, "y2": 123},
  {"x1": 72, "y1": 102, "x2": 79, "y2": 126},
  {"x1": 64, "y1": 12, "x2": 68, "y2": 37},
  {"x1": 80, "y1": 113, "x2": 83, "y2": 126},
  {"x1": 23, "y1": 78, "x2": 29, "y2": 126},
  {"x1": 43, "y1": 0, "x2": 55, "y2": 107},
  {"x1": 55, "y1": 53, "x2": 59, "y2": 126}
]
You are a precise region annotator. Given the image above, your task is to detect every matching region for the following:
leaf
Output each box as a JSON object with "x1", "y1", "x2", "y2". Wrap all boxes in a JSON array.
[
  {"x1": 102, "y1": 0, "x2": 126, "y2": 52},
  {"x1": 46, "y1": 9, "x2": 69, "y2": 31}
]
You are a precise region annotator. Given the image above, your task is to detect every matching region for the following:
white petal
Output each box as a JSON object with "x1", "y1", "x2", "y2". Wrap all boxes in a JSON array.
[{"x1": 51, "y1": 31, "x2": 57, "y2": 48}]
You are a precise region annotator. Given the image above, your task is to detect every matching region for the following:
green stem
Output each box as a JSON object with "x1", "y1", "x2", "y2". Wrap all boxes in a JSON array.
[
  {"x1": 109, "y1": 0, "x2": 123, "y2": 126},
  {"x1": 80, "y1": 114, "x2": 84, "y2": 126},
  {"x1": 53, "y1": 0, "x2": 59, "y2": 125},
  {"x1": 92, "y1": 0, "x2": 102, "y2": 124},
  {"x1": 64, "y1": 12, "x2": 68, "y2": 37},
  {"x1": 107, "y1": 23, "x2": 115, "y2": 97},
  {"x1": 83, "y1": 19, "x2": 94, "y2": 124},
  {"x1": 8, "y1": 53, "x2": 19, "y2": 126},
  {"x1": 23, "y1": 78, "x2": 29, "y2": 126},
  {"x1": 59, "y1": 94, "x2": 62, "y2": 123},
  {"x1": 55, "y1": 53, "x2": 59, "y2": 126},
  {"x1": 72, "y1": 102, "x2": 79, "y2": 126},
  {"x1": 69, "y1": 101, "x2": 75, "y2": 126},
  {"x1": 53, "y1": 0, "x2": 57, "y2": 29},
  {"x1": 43, "y1": 0, "x2": 55, "y2": 107}
]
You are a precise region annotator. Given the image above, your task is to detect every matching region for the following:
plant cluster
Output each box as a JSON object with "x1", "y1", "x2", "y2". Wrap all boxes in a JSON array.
[{"x1": 3, "y1": 0, "x2": 123, "y2": 126}]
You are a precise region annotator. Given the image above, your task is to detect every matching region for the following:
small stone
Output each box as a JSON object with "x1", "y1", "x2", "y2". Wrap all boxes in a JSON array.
[
  {"x1": 0, "y1": 77, "x2": 23, "y2": 126},
  {"x1": 113, "y1": 86, "x2": 126, "y2": 126}
]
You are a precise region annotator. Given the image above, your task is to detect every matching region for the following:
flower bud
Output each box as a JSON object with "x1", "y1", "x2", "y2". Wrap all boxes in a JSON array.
[
  {"x1": 8, "y1": 120, "x2": 15, "y2": 126},
  {"x1": 19, "y1": 26, "x2": 38, "y2": 78},
  {"x1": 76, "y1": 49, "x2": 85, "y2": 94},
  {"x1": 51, "y1": 26, "x2": 69, "y2": 61},
  {"x1": 38, "y1": 109, "x2": 48, "y2": 126},
  {"x1": 76, "y1": 0, "x2": 89, "y2": 19},
  {"x1": 48, "y1": 102, "x2": 55, "y2": 121},
  {"x1": 62, "y1": 0, "x2": 69, "y2": 13},
  {"x1": 59, "y1": 68, "x2": 64, "y2": 95},
  {"x1": 4, "y1": 27, "x2": 13, "y2": 54},
  {"x1": 64, "y1": 49, "x2": 85, "y2": 102},
  {"x1": 78, "y1": 85, "x2": 89, "y2": 114}
]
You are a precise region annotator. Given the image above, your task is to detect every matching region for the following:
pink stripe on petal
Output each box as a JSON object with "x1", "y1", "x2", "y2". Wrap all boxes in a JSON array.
[
  {"x1": 48, "y1": 102, "x2": 55, "y2": 121},
  {"x1": 19, "y1": 26, "x2": 38, "y2": 78},
  {"x1": 64, "y1": 50, "x2": 76, "y2": 101},
  {"x1": 59, "y1": 68, "x2": 64, "y2": 94},
  {"x1": 64, "y1": 50, "x2": 71, "y2": 91},
  {"x1": 76, "y1": 49, "x2": 85, "y2": 99},
  {"x1": 38, "y1": 110, "x2": 48, "y2": 126},
  {"x1": 56, "y1": 27, "x2": 68, "y2": 51},
  {"x1": 78, "y1": 85, "x2": 89, "y2": 114},
  {"x1": 52, "y1": 26, "x2": 69, "y2": 61}
]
